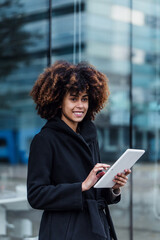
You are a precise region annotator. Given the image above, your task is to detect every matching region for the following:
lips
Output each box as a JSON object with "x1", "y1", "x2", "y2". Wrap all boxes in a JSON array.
[{"x1": 73, "y1": 111, "x2": 84, "y2": 117}]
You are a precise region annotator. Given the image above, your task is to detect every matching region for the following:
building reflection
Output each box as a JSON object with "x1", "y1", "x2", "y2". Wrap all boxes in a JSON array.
[{"x1": 0, "y1": 0, "x2": 160, "y2": 239}]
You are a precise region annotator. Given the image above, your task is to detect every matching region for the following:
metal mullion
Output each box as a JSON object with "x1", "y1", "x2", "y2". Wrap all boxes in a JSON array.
[
  {"x1": 129, "y1": 0, "x2": 133, "y2": 240},
  {"x1": 47, "y1": 0, "x2": 52, "y2": 66}
]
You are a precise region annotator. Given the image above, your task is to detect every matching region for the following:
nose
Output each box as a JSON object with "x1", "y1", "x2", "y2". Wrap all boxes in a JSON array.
[{"x1": 76, "y1": 100, "x2": 83, "y2": 108}]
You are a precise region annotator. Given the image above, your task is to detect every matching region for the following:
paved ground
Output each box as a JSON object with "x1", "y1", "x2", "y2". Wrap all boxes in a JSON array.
[{"x1": 0, "y1": 164, "x2": 160, "y2": 240}]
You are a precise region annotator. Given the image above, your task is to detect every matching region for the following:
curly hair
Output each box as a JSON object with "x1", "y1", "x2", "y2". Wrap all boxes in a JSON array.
[{"x1": 30, "y1": 60, "x2": 110, "y2": 120}]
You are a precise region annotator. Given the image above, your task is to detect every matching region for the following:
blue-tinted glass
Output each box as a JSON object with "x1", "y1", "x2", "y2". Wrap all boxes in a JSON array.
[
  {"x1": 0, "y1": 0, "x2": 48, "y2": 237},
  {"x1": 0, "y1": 0, "x2": 48, "y2": 164},
  {"x1": 76, "y1": 1, "x2": 130, "y2": 239},
  {"x1": 1, "y1": 0, "x2": 159, "y2": 239},
  {"x1": 132, "y1": 0, "x2": 160, "y2": 239}
]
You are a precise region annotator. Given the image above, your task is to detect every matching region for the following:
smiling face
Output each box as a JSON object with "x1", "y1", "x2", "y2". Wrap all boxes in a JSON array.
[{"x1": 61, "y1": 90, "x2": 89, "y2": 132}]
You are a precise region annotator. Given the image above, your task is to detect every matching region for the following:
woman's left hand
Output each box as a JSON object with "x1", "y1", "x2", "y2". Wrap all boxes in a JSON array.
[{"x1": 112, "y1": 169, "x2": 131, "y2": 190}]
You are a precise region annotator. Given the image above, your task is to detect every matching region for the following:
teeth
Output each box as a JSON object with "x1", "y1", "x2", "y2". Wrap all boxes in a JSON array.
[
  {"x1": 74, "y1": 112, "x2": 82, "y2": 115},
  {"x1": 73, "y1": 112, "x2": 83, "y2": 116}
]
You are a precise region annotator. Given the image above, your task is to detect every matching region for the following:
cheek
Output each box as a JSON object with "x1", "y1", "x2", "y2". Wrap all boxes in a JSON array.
[
  {"x1": 84, "y1": 104, "x2": 89, "y2": 114},
  {"x1": 61, "y1": 101, "x2": 73, "y2": 112}
]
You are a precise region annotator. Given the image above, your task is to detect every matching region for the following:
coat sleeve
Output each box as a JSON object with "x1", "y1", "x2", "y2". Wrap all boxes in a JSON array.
[
  {"x1": 100, "y1": 188, "x2": 121, "y2": 204},
  {"x1": 27, "y1": 134, "x2": 83, "y2": 211},
  {"x1": 95, "y1": 139, "x2": 121, "y2": 204}
]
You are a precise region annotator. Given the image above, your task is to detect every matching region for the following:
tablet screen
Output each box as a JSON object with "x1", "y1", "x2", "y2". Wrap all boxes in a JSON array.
[{"x1": 94, "y1": 149, "x2": 145, "y2": 188}]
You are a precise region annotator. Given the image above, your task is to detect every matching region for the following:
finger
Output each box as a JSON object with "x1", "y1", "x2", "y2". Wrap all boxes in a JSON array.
[
  {"x1": 113, "y1": 179, "x2": 125, "y2": 186},
  {"x1": 117, "y1": 173, "x2": 128, "y2": 180},
  {"x1": 93, "y1": 167, "x2": 108, "y2": 175},
  {"x1": 114, "y1": 176, "x2": 127, "y2": 184},
  {"x1": 95, "y1": 163, "x2": 110, "y2": 168},
  {"x1": 94, "y1": 165, "x2": 110, "y2": 173},
  {"x1": 124, "y1": 169, "x2": 131, "y2": 175},
  {"x1": 115, "y1": 174, "x2": 128, "y2": 181},
  {"x1": 93, "y1": 167, "x2": 104, "y2": 173},
  {"x1": 117, "y1": 170, "x2": 131, "y2": 177},
  {"x1": 96, "y1": 171, "x2": 105, "y2": 179}
]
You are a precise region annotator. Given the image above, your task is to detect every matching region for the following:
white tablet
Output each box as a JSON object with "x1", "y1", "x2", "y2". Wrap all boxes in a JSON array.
[{"x1": 94, "y1": 149, "x2": 145, "y2": 188}]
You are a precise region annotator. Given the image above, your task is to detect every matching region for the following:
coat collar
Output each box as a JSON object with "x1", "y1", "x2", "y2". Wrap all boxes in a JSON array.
[{"x1": 42, "y1": 116, "x2": 97, "y2": 144}]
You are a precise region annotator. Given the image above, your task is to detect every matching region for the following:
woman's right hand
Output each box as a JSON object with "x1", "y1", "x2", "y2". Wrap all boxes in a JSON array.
[{"x1": 82, "y1": 163, "x2": 110, "y2": 191}]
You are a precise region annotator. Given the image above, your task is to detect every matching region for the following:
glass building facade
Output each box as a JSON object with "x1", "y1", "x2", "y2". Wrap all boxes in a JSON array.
[{"x1": 0, "y1": 0, "x2": 160, "y2": 239}]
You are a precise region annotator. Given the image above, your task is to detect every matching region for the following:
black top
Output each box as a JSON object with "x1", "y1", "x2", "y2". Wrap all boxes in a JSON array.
[{"x1": 27, "y1": 116, "x2": 120, "y2": 240}]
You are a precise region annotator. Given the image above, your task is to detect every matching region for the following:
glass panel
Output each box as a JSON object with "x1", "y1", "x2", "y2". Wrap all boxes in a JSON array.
[
  {"x1": 0, "y1": 0, "x2": 48, "y2": 238},
  {"x1": 132, "y1": 0, "x2": 160, "y2": 239},
  {"x1": 50, "y1": 0, "x2": 131, "y2": 239},
  {"x1": 83, "y1": 0, "x2": 131, "y2": 239},
  {"x1": 51, "y1": 0, "x2": 86, "y2": 64},
  {"x1": 5, "y1": 0, "x2": 160, "y2": 239}
]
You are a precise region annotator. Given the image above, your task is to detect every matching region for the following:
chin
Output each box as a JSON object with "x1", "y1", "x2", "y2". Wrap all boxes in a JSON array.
[
  {"x1": 74, "y1": 118, "x2": 83, "y2": 122},
  {"x1": 73, "y1": 116, "x2": 85, "y2": 122}
]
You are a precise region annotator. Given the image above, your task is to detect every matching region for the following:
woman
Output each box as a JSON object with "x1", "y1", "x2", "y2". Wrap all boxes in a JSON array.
[{"x1": 27, "y1": 60, "x2": 131, "y2": 240}]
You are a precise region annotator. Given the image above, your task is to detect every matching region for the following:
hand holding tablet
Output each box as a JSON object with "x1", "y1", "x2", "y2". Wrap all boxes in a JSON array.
[{"x1": 94, "y1": 149, "x2": 145, "y2": 188}]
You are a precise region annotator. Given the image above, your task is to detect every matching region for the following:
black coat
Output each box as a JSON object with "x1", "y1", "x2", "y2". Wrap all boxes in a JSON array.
[{"x1": 27, "y1": 117, "x2": 120, "y2": 240}]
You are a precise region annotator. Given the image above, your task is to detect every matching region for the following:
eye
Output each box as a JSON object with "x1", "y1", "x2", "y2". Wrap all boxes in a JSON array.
[
  {"x1": 70, "y1": 97, "x2": 77, "y2": 102},
  {"x1": 82, "y1": 98, "x2": 88, "y2": 102}
]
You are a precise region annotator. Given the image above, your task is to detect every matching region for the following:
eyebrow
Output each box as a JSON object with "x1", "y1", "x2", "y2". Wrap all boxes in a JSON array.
[{"x1": 70, "y1": 94, "x2": 88, "y2": 97}]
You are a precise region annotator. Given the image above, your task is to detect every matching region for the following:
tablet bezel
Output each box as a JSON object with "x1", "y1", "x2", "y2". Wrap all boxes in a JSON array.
[{"x1": 94, "y1": 149, "x2": 145, "y2": 188}]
